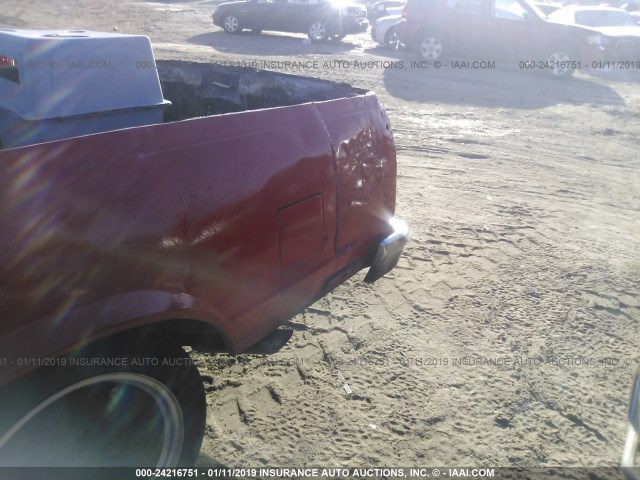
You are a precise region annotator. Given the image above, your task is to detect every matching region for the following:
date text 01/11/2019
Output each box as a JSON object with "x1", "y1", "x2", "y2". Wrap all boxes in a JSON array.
[
  {"x1": 519, "y1": 60, "x2": 640, "y2": 70},
  {"x1": 151, "y1": 468, "x2": 494, "y2": 478}
]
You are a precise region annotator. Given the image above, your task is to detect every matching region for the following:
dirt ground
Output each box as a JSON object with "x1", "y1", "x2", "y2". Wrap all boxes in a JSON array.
[{"x1": 3, "y1": 0, "x2": 640, "y2": 471}]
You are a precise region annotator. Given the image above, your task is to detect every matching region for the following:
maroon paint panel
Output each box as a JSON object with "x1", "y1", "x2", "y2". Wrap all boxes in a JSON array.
[
  {"x1": 314, "y1": 95, "x2": 397, "y2": 255},
  {"x1": 0, "y1": 92, "x2": 396, "y2": 385},
  {"x1": 278, "y1": 194, "x2": 325, "y2": 273}
]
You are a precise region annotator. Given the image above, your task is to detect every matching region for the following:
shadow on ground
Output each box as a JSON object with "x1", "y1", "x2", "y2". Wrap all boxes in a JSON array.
[{"x1": 381, "y1": 52, "x2": 627, "y2": 109}]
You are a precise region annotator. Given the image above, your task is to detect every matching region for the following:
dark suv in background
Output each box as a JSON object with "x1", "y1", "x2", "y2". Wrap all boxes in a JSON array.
[
  {"x1": 213, "y1": 0, "x2": 369, "y2": 42},
  {"x1": 396, "y1": 0, "x2": 612, "y2": 78}
]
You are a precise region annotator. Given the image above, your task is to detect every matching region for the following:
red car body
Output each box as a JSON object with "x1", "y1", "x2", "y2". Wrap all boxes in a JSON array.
[{"x1": 0, "y1": 61, "x2": 406, "y2": 388}]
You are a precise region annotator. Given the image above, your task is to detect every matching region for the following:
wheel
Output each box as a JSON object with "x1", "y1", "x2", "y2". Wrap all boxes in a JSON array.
[
  {"x1": 416, "y1": 30, "x2": 446, "y2": 61},
  {"x1": 384, "y1": 26, "x2": 400, "y2": 50},
  {"x1": 308, "y1": 20, "x2": 329, "y2": 42},
  {"x1": 544, "y1": 45, "x2": 577, "y2": 79},
  {"x1": 223, "y1": 13, "x2": 242, "y2": 34},
  {"x1": 330, "y1": 34, "x2": 346, "y2": 41},
  {"x1": 0, "y1": 332, "x2": 206, "y2": 467},
  {"x1": 0, "y1": 331, "x2": 206, "y2": 468}
]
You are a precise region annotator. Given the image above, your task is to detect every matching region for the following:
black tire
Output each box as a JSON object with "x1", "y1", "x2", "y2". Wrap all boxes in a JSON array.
[
  {"x1": 0, "y1": 331, "x2": 206, "y2": 468},
  {"x1": 543, "y1": 44, "x2": 578, "y2": 79},
  {"x1": 330, "y1": 34, "x2": 346, "y2": 41},
  {"x1": 307, "y1": 20, "x2": 329, "y2": 42},
  {"x1": 222, "y1": 13, "x2": 242, "y2": 34},
  {"x1": 416, "y1": 29, "x2": 447, "y2": 61}
]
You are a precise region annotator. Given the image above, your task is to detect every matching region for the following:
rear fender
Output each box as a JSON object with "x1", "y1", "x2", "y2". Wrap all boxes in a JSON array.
[{"x1": 0, "y1": 290, "x2": 231, "y2": 387}]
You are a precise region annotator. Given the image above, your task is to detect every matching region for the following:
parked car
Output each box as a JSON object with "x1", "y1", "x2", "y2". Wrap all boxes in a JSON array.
[
  {"x1": 0, "y1": 30, "x2": 407, "y2": 467},
  {"x1": 549, "y1": 5, "x2": 640, "y2": 27},
  {"x1": 621, "y1": 0, "x2": 640, "y2": 11},
  {"x1": 622, "y1": 0, "x2": 640, "y2": 20},
  {"x1": 369, "y1": 0, "x2": 405, "y2": 21},
  {"x1": 548, "y1": 6, "x2": 640, "y2": 60},
  {"x1": 212, "y1": 0, "x2": 368, "y2": 42},
  {"x1": 396, "y1": 0, "x2": 618, "y2": 78},
  {"x1": 372, "y1": 14, "x2": 404, "y2": 48}
]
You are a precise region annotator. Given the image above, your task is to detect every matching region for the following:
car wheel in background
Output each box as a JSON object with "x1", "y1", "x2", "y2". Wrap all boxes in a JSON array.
[
  {"x1": 544, "y1": 44, "x2": 577, "y2": 79},
  {"x1": 330, "y1": 34, "x2": 346, "y2": 41},
  {"x1": 308, "y1": 20, "x2": 329, "y2": 42},
  {"x1": 223, "y1": 13, "x2": 242, "y2": 33},
  {"x1": 385, "y1": 26, "x2": 400, "y2": 49},
  {"x1": 417, "y1": 30, "x2": 447, "y2": 61}
]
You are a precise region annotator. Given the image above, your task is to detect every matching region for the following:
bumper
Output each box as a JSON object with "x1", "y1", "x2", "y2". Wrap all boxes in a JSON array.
[
  {"x1": 395, "y1": 19, "x2": 411, "y2": 46},
  {"x1": 606, "y1": 40, "x2": 640, "y2": 61},
  {"x1": 579, "y1": 44, "x2": 608, "y2": 65},
  {"x1": 341, "y1": 18, "x2": 369, "y2": 34},
  {"x1": 364, "y1": 217, "x2": 409, "y2": 283},
  {"x1": 372, "y1": 17, "x2": 403, "y2": 45},
  {"x1": 371, "y1": 22, "x2": 385, "y2": 43}
]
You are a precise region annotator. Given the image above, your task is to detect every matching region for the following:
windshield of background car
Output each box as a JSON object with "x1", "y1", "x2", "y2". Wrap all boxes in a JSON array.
[
  {"x1": 575, "y1": 9, "x2": 638, "y2": 26},
  {"x1": 446, "y1": 0, "x2": 484, "y2": 16},
  {"x1": 327, "y1": 0, "x2": 358, "y2": 6},
  {"x1": 519, "y1": 0, "x2": 547, "y2": 18},
  {"x1": 493, "y1": 0, "x2": 530, "y2": 19}
]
